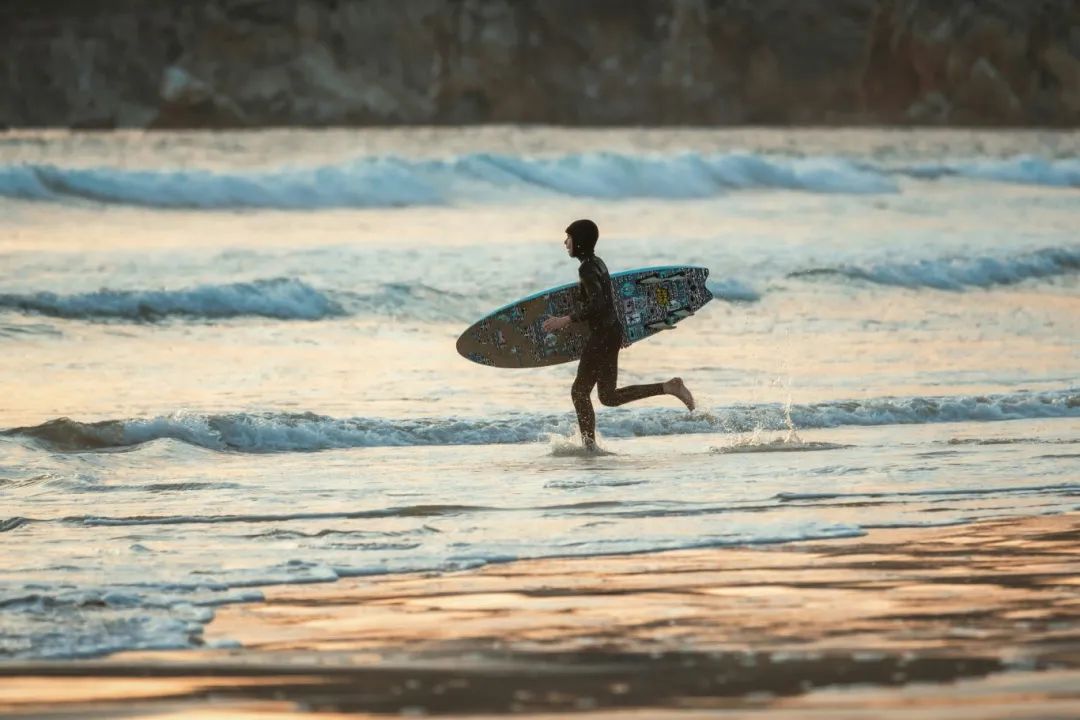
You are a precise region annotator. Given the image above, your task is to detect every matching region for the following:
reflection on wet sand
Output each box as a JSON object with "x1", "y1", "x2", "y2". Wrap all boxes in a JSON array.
[{"x1": 1, "y1": 513, "x2": 1077, "y2": 718}]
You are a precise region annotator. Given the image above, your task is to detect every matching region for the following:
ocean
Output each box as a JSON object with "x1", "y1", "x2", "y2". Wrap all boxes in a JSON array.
[{"x1": 0, "y1": 127, "x2": 1077, "y2": 661}]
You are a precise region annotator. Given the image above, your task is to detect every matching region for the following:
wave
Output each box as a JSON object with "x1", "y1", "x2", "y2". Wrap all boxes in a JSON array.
[
  {"x1": 0, "y1": 517, "x2": 29, "y2": 532},
  {"x1": 6, "y1": 389, "x2": 1076, "y2": 454},
  {"x1": 0, "y1": 247, "x2": 1070, "y2": 327},
  {"x1": 789, "y1": 246, "x2": 1080, "y2": 290},
  {"x1": 0, "y1": 277, "x2": 343, "y2": 321},
  {"x1": 946, "y1": 437, "x2": 1077, "y2": 446},
  {"x1": 897, "y1": 155, "x2": 1080, "y2": 187},
  {"x1": 66, "y1": 504, "x2": 489, "y2": 527},
  {"x1": 0, "y1": 321, "x2": 62, "y2": 339},
  {"x1": 775, "y1": 481, "x2": 1077, "y2": 502},
  {"x1": 0, "y1": 274, "x2": 759, "y2": 324},
  {"x1": 0, "y1": 159, "x2": 443, "y2": 209},
  {"x1": 3, "y1": 242, "x2": 1070, "y2": 326},
  {"x1": 0, "y1": 151, "x2": 896, "y2": 209},
  {"x1": 340, "y1": 282, "x2": 487, "y2": 322},
  {"x1": 2, "y1": 152, "x2": 1074, "y2": 210}
]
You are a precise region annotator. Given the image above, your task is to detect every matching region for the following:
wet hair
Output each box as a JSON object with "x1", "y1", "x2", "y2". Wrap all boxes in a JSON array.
[{"x1": 566, "y1": 219, "x2": 599, "y2": 257}]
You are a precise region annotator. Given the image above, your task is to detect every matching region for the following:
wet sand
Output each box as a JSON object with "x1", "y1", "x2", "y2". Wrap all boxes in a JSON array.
[{"x1": 2, "y1": 513, "x2": 1078, "y2": 718}]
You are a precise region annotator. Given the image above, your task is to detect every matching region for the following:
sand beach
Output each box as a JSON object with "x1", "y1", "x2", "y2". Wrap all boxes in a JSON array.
[{"x1": 3, "y1": 512, "x2": 1077, "y2": 718}]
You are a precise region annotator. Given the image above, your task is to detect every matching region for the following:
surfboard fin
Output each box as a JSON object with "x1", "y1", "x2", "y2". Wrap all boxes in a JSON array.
[{"x1": 647, "y1": 308, "x2": 693, "y2": 330}]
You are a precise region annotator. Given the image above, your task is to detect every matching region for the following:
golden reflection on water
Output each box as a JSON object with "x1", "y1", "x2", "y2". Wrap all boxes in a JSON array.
[
  {"x1": 187, "y1": 514, "x2": 1080, "y2": 658},
  {"x1": 1, "y1": 514, "x2": 1076, "y2": 718}
]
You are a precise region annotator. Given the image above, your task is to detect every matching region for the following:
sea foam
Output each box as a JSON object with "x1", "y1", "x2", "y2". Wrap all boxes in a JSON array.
[{"x1": 7, "y1": 389, "x2": 1076, "y2": 453}]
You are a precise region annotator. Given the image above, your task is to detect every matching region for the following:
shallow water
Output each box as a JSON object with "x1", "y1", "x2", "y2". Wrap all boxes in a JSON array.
[{"x1": 1, "y1": 127, "x2": 1077, "y2": 660}]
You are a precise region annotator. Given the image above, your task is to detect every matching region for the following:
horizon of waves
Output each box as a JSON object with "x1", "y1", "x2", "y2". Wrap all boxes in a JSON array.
[
  {"x1": 4, "y1": 388, "x2": 1076, "y2": 454},
  {"x1": 788, "y1": 246, "x2": 1080, "y2": 291},
  {"x1": 0, "y1": 151, "x2": 895, "y2": 208},
  {"x1": 0, "y1": 151, "x2": 881, "y2": 208},
  {"x1": 0, "y1": 276, "x2": 759, "y2": 324},
  {"x1": 2, "y1": 152, "x2": 1076, "y2": 210},
  {"x1": 2, "y1": 244, "x2": 1078, "y2": 323},
  {"x1": 896, "y1": 154, "x2": 1080, "y2": 187}
]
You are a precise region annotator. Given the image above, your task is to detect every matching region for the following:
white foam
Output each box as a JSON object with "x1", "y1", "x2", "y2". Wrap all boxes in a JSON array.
[
  {"x1": 8, "y1": 389, "x2": 1077, "y2": 453},
  {"x1": 711, "y1": 438, "x2": 849, "y2": 454},
  {"x1": 545, "y1": 431, "x2": 616, "y2": 457},
  {"x1": 0, "y1": 586, "x2": 216, "y2": 660}
]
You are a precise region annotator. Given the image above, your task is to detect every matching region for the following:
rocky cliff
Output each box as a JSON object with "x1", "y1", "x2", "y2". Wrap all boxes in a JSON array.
[{"x1": 2, "y1": 0, "x2": 1078, "y2": 128}]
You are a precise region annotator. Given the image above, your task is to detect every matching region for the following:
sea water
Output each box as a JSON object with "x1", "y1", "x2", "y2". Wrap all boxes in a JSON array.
[{"x1": 0, "y1": 127, "x2": 1077, "y2": 659}]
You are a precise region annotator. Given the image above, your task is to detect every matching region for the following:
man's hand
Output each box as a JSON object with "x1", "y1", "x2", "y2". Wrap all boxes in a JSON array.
[{"x1": 542, "y1": 315, "x2": 572, "y2": 333}]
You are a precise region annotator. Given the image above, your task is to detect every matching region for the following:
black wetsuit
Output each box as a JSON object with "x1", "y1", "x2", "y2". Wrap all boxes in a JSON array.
[{"x1": 570, "y1": 254, "x2": 665, "y2": 444}]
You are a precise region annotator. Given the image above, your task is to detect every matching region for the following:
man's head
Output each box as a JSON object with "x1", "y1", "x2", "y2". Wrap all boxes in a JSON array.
[{"x1": 565, "y1": 219, "x2": 599, "y2": 258}]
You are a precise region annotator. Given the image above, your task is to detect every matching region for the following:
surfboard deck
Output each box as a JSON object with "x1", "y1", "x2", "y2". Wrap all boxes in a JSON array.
[{"x1": 456, "y1": 266, "x2": 712, "y2": 368}]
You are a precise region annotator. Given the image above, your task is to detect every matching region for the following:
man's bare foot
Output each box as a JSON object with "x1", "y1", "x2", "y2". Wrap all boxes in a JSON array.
[{"x1": 664, "y1": 377, "x2": 695, "y2": 411}]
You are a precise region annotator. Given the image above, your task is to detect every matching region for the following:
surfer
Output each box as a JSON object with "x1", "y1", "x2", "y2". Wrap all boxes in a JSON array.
[{"x1": 542, "y1": 219, "x2": 695, "y2": 449}]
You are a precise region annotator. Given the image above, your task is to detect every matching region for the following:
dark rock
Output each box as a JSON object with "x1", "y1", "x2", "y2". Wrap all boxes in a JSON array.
[
  {"x1": 0, "y1": 0, "x2": 1076, "y2": 128},
  {"x1": 906, "y1": 91, "x2": 951, "y2": 123},
  {"x1": 954, "y1": 56, "x2": 1023, "y2": 124}
]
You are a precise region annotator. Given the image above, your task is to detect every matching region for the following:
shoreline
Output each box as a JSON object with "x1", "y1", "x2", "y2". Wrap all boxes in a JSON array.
[{"x1": 3, "y1": 512, "x2": 1078, "y2": 717}]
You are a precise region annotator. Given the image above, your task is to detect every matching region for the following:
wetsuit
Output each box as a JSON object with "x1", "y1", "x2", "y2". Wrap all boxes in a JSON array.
[{"x1": 570, "y1": 254, "x2": 665, "y2": 444}]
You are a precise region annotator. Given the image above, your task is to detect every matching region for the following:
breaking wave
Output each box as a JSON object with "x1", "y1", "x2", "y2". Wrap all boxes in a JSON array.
[
  {"x1": 0, "y1": 274, "x2": 759, "y2": 324},
  {"x1": 789, "y1": 246, "x2": 1080, "y2": 290},
  {"x1": 897, "y1": 155, "x2": 1080, "y2": 187},
  {"x1": 0, "y1": 151, "x2": 895, "y2": 209},
  {"x1": 6, "y1": 389, "x2": 1076, "y2": 453},
  {"x1": 2, "y1": 152, "x2": 1074, "y2": 210},
  {"x1": 0, "y1": 278, "x2": 343, "y2": 321},
  {"x1": 1, "y1": 246, "x2": 1073, "y2": 327}
]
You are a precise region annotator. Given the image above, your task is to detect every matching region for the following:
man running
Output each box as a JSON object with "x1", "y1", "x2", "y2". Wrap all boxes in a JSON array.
[{"x1": 542, "y1": 219, "x2": 695, "y2": 450}]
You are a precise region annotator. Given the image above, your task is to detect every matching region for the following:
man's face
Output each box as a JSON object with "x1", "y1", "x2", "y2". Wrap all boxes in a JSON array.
[{"x1": 564, "y1": 234, "x2": 573, "y2": 256}]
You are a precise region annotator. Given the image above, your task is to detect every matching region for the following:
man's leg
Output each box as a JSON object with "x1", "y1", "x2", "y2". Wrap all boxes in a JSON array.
[
  {"x1": 595, "y1": 335, "x2": 666, "y2": 407},
  {"x1": 572, "y1": 339, "x2": 603, "y2": 446},
  {"x1": 595, "y1": 330, "x2": 695, "y2": 410}
]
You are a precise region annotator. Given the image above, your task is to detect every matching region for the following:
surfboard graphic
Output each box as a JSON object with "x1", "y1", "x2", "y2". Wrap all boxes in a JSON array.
[{"x1": 456, "y1": 266, "x2": 712, "y2": 368}]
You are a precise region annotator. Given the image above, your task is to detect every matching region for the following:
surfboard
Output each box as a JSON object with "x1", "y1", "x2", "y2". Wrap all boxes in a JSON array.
[{"x1": 456, "y1": 266, "x2": 712, "y2": 368}]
